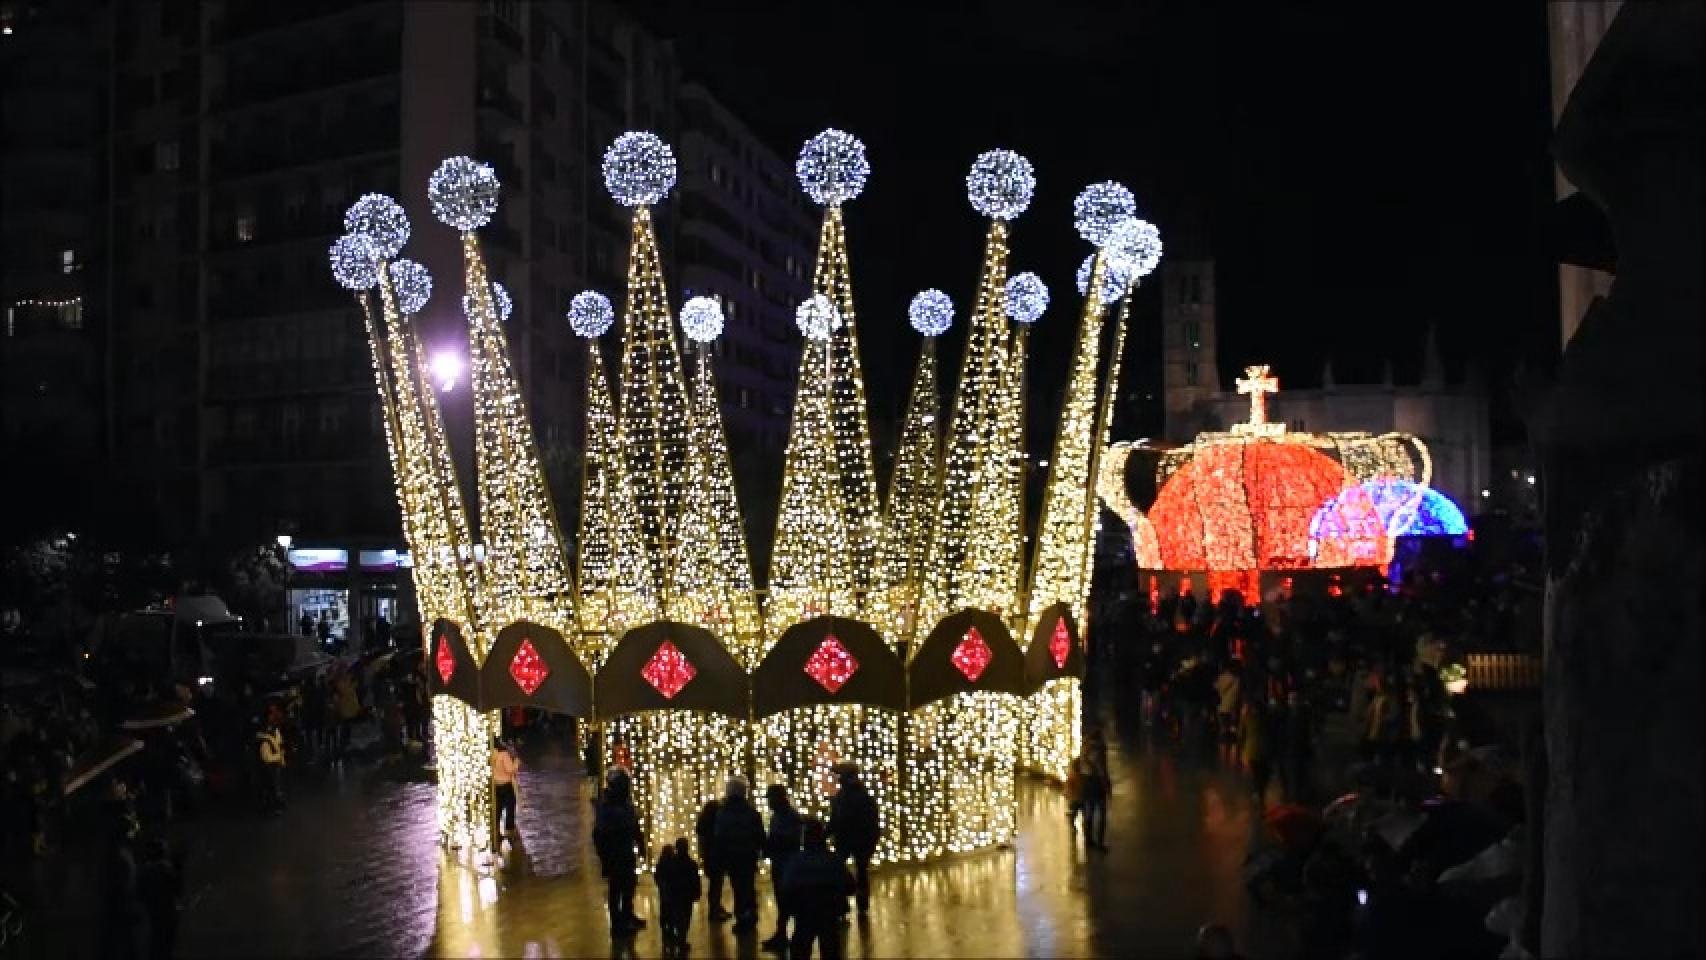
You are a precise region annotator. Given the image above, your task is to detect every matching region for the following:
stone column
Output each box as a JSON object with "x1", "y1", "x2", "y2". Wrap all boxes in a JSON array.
[{"x1": 1538, "y1": 4, "x2": 1704, "y2": 956}]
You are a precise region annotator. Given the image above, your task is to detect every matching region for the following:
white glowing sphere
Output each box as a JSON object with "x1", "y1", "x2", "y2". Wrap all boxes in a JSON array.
[
  {"x1": 966, "y1": 149, "x2": 1035, "y2": 221},
  {"x1": 602, "y1": 132, "x2": 676, "y2": 207},
  {"x1": 329, "y1": 234, "x2": 380, "y2": 291},
  {"x1": 463, "y1": 281, "x2": 512, "y2": 322},
  {"x1": 427, "y1": 156, "x2": 500, "y2": 231},
  {"x1": 908, "y1": 289, "x2": 953, "y2": 337},
  {"x1": 1076, "y1": 254, "x2": 1133, "y2": 303},
  {"x1": 1072, "y1": 181, "x2": 1136, "y2": 246},
  {"x1": 680, "y1": 296, "x2": 725, "y2": 343},
  {"x1": 1103, "y1": 216, "x2": 1163, "y2": 278},
  {"x1": 796, "y1": 128, "x2": 870, "y2": 206},
  {"x1": 796, "y1": 293, "x2": 841, "y2": 341},
  {"x1": 343, "y1": 193, "x2": 410, "y2": 259},
  {"x1": 567, "y1": 290, "x2": 615, "y2": 338},
  {"x1": 1005, "y1": 271, "x2": 1049, "y2": 324},
  {"x1": 391, "y1": 258, "x2": 432, "y2": 314}
]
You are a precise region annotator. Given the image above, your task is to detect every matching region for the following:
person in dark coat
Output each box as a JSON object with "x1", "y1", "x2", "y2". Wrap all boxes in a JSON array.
[
  {"x1": 713, "y1": 776, "x2": 765, "y2": 933},
  {"x1": 695, "y1": 796, "x2": 729, "y2": 922},
  {"x1": 783, "y1": 818, "x2": 854, "y2": 960},
  {"x1": 827, "y1": 765, "x2": 879, "y2": 915},
  {"x1": 654, "y1": 838, "x2": 701, "y2": 956},
  {"x1": 593, "y1": 769, "x2": 646, "y2": 935},
  {"x1": 136, "y1": 838, "x2": 183, "y2": 960},
  {"x1": 761, "y1": 784, "x2": 803, "y2": 952}
]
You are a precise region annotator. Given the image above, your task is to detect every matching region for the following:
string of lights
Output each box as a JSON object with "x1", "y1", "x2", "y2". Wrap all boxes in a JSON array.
[
  {"x1": 459, "y1": 231, "x2": 576, "y2": 639},
  {"x1": 574, "y1": 334, "x2": 658, "y2": 670},
  {"x1": 922, "y1": 219, "x2": 1016, "y2": 626},
  {"x1": 615, "y1": 206, "x2": 693, "y2": 608},
  {"x1": 362, "y1": 251, "x2": 495, "y2": 857},
  {"x1": 878, "y1": 335, "x2": 943, "y2": 645},
  {"x1": 672, "y1": 343, "x2": 764, "y2": 667}
]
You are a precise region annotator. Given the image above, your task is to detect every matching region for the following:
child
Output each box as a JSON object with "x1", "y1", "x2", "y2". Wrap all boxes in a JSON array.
[{"x1": 656, "y1": 837, "x2": 702, "y2": 955}]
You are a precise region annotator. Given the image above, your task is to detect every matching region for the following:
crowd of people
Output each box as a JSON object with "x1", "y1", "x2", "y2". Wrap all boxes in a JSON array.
[
  {"x1": 0, "y1": 619, "x2": 432, "y2": 958},
  {"x1": 1094, "y1": 566, "x2": 1537, "y2": 960}
]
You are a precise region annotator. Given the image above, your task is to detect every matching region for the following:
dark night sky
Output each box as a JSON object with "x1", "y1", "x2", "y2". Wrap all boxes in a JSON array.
[{"x1": 647, "y1": 1, "x2": 1559, "y2": 437}]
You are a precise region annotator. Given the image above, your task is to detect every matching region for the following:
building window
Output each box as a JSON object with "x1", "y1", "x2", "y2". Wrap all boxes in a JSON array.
[
  {"x1": 235, "y1": 211, "x2": 255, "y2": 244},
  {"x1": 156, "y1": 141, "x2": 180, "y2": 172},
  {"x1": 1186, "y1": 361, "x2": 1199, "y2": 387},
  {"x1": 59, "y1": 301, "x2": 83, "y2": 330},
  {"x1": 61, "y1": 248, "x2": 78, "y2": 274}
]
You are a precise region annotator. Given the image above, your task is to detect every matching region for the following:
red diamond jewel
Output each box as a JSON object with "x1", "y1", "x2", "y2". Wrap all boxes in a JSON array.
[
  {"x1": 641, "y1": 639, "x2": 696, "y2": 700},
  {"x1": 1050, "y1": 616, "x2": 1071, "y2": 669},
  {"x1": 435, "y1": 632, "x2": 455, "y2": 685},
  {"x1": 951, "y1": 626, "x2": 993, "y2": 683},
  {"x1": 509, "y1": 637, "x2": 550, "y2": 695},
  {"x1": 803, "y1": 633, "x2": 860, "y2": 694}
]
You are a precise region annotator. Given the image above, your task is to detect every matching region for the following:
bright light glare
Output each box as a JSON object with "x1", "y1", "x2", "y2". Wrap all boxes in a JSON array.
[{"x1": 431, "y1": 350, "x2": 463, "y2": 392}]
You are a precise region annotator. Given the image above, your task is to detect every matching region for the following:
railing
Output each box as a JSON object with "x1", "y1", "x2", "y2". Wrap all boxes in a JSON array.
[{"x1": 1465, "y1": 653, "x2": 1542, "y2": 692}]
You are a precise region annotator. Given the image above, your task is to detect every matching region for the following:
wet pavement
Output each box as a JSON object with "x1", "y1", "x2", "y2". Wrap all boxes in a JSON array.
[{"x1": 35, "y1": 707, "x2": 1302, "y2": 959}]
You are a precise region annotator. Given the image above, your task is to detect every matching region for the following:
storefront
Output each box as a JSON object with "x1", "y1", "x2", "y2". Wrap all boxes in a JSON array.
[{"x1": 284, "y1": 546, "x2": 412, "y2": 653}]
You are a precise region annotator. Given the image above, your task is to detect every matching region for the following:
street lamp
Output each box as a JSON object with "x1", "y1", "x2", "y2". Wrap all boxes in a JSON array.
[{"x1": 430, "y1": 349, "x2": 463, "y2": 392}]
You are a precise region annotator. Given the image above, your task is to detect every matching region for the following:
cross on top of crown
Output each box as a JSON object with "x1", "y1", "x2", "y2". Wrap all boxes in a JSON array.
[{"x1": 1233, "y1": 364, "x2": 1284, "y2": 436}]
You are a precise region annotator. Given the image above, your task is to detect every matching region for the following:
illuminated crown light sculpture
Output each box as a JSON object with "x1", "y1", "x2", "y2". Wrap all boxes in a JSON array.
[
  {"x1": 1099, "y1": 364, "x2": 1447, "y2": 606},
  {"x1": 340, "y1": 132, "x2": 1148, "y2": 867}
]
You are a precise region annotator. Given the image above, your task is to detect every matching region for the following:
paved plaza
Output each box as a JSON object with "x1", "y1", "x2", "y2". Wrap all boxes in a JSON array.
[
  {"x1": 26, "y1": 704, "x2": 1298, "y2": 959},
  {"x1": 177, "y1": 714, "x2": 1288, "y2": 957}
]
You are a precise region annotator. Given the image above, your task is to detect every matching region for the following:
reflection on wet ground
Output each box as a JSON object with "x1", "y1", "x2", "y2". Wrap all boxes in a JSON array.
[{"x1": 122, "y1": 699, "x2": 1296, "y2": 959}]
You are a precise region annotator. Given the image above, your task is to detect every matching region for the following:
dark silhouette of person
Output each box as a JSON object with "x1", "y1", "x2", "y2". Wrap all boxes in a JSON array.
[
  {"x1": 762, "y1": 783, "x2": 803, "y2": 952},
  {"x1": 827, "y1": 765, "x2": 879, "y2": 915},
  {"x1": 713, "y1": 775, "x2": 765, "y2": 933},
  {"x1": 696, "y1": 795, "x2": 729, "y2": 922},
  {"x1": 783, "y1": 818, "x2": 854, "y2": 959},
  {"x1": 592, "y1": 769, "x2": 646, "y2": 935}
]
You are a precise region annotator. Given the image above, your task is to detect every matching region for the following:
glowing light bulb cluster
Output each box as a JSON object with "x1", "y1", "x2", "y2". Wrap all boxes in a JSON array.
[
  {"x1": 329, "y1": 233, "x2": 380, "y2": 291},
  {"x1": 1076, "y1": 254, "x2": 1133, "y2": 303},
  {"x1": 603, "y1": 132, "x2": 677, "y2": 207},
  {"x1": 428, "y1": 156, "x2": 500, "y2": 231},
  {"x1": 1004, "y1": 271, "x2": 1049, "y2": 325},
  {"x1": 464, "y1": 282, "x2": 512, "y2": 322},
  {"x1": 391, "y1": 259, "x2": 432, "y2": 315},
  {"x1": 966, "y1": 149, "x2": 1035, "y2": 221},
  {"x1": 568, "y1": 290, "x2": 615, "y2": 338},
  {"x1": 796, "y1": 128, "x2": 870, "y2": 206},
  {"x1": 1103, "y1": 216, "x2": 1163, "y2": 278},
  {"x1": 1072, "y1": 181, "x2": 1136, "y2": 246},
  {"x1": 796, "y1": 293, "x2": 841, "y2": 340},
  {"x1": 908, "y1": 289, "x2": 953, "y2": 337},
  {"x1": 344, "y1": 193, "x2": 411, "y2": 259},
  {"x1": 680, "y1": 296, "x2": 725, "y2": 343}
]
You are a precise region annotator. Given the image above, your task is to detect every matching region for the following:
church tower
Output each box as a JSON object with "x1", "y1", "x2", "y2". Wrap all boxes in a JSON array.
[{"x1": 1160, "y1": 259, "x2": 1220, "y2": 440}]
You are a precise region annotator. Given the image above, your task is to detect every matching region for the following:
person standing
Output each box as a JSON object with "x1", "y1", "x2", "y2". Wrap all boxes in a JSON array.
[
  {"x1": 490, "y1": 737, "x2": 520, "y2": 839},
  {"x1": 592, "y1": 769, "x2": 646, "y2": 935},
  {"x1": 762, "y1": 784, "x2": 803, "y2": 952},
  {"x1": 783, "y1": 818, "x2": 854, "y2": 960},
  {"x1": 1215, "y1": 660, "x2": 1242, "y2": 753},
  {"x1": 1076, "y1": 732, "x2": 1111, "y2": 850},
  {"x1": 827, "y1": 765, "x2": 879, "y2": 916},
  {"x1": 655, "y1": 838, "x2": 701, "y2": 956},
  {"x1": 255, "y1": 720, "x2": 286, "y2": 814},
  {"x1": 332, "y1": 670, "x2": 361, "y2": 757},
  {"x1": 696, "y1": 796, "x2": 729, "y2": 922},
  {"x1": 713, "y1": 776, "x2": 765, "y2": 933}
]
